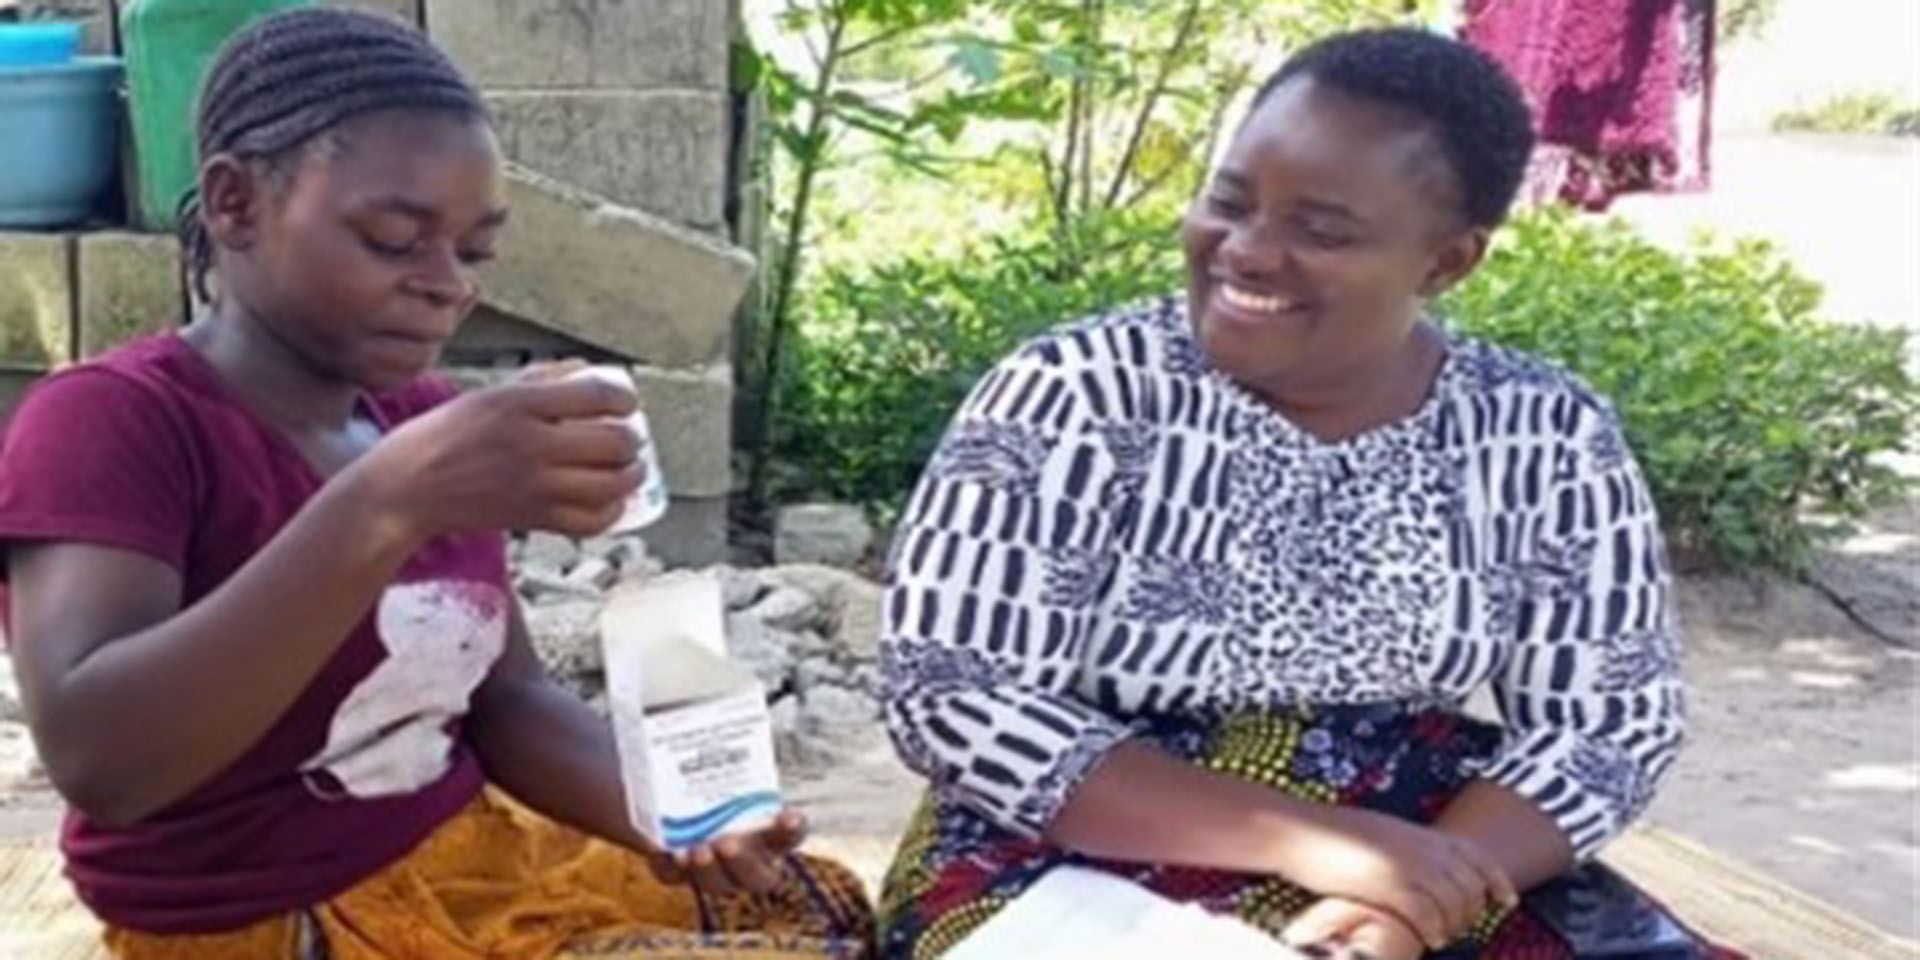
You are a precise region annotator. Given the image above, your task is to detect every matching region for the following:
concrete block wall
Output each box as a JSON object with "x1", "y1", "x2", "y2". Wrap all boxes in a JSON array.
[
  {"x1": 429, "y1": 0, "x2": 735, "y2": 234},
  {"x1": 0, "y1": 232, "x2": 187, "y2": 412},
  {"x1": 1, "y1": 0, "x2": 751, "y2": 567},
  {"x1": 430, "y1": 0, "x2": 749, "y2": 566}
]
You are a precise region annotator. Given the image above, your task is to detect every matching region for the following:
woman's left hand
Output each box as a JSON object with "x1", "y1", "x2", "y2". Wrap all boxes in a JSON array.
[
  {"x1": 1283, "y1": 897, "x2": 1427, "y2": 960},
  {"x1": 645, "y1": 810, "x2": 809, "y2": 896}
]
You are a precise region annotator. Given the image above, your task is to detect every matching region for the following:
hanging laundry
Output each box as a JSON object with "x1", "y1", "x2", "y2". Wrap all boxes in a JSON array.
[{"x1": 1463, "y1": 0, "x2": 1715, "y2": 210}]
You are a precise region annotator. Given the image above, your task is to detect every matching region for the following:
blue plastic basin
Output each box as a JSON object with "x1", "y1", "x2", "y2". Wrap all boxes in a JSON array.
[
  {"x1": 0, "y1": 22, "x2": 83, "y2": 68},
  {"x1": 0, "y1": 57, "x2": 123, "y2": 228}
]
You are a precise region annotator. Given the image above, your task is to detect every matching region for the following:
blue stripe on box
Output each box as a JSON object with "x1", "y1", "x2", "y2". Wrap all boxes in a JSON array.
[{"x1": 662, "y1": 791, "x2": 784, "y2": 848}]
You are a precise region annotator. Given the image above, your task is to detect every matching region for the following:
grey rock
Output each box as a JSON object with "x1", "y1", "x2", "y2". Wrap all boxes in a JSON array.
[
  {"x1": 579, "y1": 532, "x2": 647, "y2": 571},
  {"x1": 517, "y1": 570, "x2": 600, "y2": 604},
  {"x1": 0, "y1": 721, "x2": 44, "y2": 792},
  {"x1": 748, "y1": 586, "x2": 821, "y2": 633},
  {"x1": 830, "y1": 579, "x2": 885, "y2": 662},
  {"x1": 769, "y1": 694, "x2": 801, "y2": 737},
  {"x1": 800, "y1": 684, "x2": 881, "y2": 732},
  {"x1": 774, "y1": 504, "x2": 875, "y2": 570},
  {"x1": 720, "y1": 566, "x2": 770, "y2": 611},
  {"x1": 795, "y1": 658, "x2": 853, "y2": 693},
  {"x1": 516, "y1": 531, "x2": 581, "y2": 578},
  {"x1": 582, "y1": 688, "x2": 611, "y2": 717},
  {"x1": 565, "y1": 556, "x2": 620, "y2": 593},
  {"x1": 847, "y1": 664, "x2": 884, "y2": 698},
  {"x1": 0, "y1": 655, "x2": 20, "y2": 724},
  {"x1": 790, "y1": 630, "x2": 832, "y2": 659},
  {"x1": 724, "y1": 612, "x2": 797, "y2": 692},
  {"x1": 759, "y1": 564, "x2": 865, "y2": 608},
  {"x1": 775, "y1": 685, "x2": 888, "y2": 774},
  {"x1": 589, "y1": 535, "x2": 664, "y2": 585},
  {"x1": 758, "y1": 564, "x2": 884, "y2": 661},
  {"x1": 526, "y1": 600, "x2": 603, "y2": 679}
]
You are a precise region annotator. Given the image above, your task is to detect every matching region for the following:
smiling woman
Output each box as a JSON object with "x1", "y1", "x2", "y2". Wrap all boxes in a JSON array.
[{"x1": 875, "y1": 28, "x2": 1737, "y2": 960}]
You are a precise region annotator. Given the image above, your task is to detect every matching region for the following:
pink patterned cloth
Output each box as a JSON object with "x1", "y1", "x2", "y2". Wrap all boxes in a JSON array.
[{"x1": 1463, "y1": 0, "x2": 1715, "y2": 210}]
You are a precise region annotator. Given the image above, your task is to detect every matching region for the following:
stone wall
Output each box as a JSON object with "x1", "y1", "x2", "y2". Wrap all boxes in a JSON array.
[{"x1": 0, "y1": 0, "x2": 751, "y2": 566}]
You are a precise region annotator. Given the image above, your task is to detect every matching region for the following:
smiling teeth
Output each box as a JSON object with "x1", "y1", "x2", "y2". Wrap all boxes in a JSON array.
[{"x1": 1221, "y1": 284, "x2": 1293, "y2": 314}]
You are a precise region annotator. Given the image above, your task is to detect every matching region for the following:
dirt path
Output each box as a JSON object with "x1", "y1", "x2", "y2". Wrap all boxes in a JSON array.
[{"x1": 1652, "y1": 553, "x2": 1918, "y2": 935}]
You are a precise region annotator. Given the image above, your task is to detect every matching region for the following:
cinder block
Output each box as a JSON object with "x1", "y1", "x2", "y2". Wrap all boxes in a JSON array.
[
  {"x1": 76, "y1": 232, "x2": 184, "y2": 357},
  {"x1": 324, "y1": 0, "x2": 420, "y2": 26},
  {"x1": 487, "y1": 90, "x2": 728, "y2": 230},
  {"x1": 18, "y1": 2, "x2": 113, "y2": 54},
  {"x1": 483, "y1": 166, "x2": 754, "y2": 368},
  {"x1": 0, "y1": 233, "x2": 73, "y2": 370},
  {"x1": 642, "y1": 495, "x2": 727, "y2": 569},
  {"x1": 632, "y1": 362, "x2": 732, "y2": 499},
  {"x1": 426, "y1": 0, "x2": 731, "y2": 91}
]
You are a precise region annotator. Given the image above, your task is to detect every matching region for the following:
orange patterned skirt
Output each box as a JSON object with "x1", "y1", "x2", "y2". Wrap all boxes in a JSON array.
[{"x1": 105, "y1": 790, "x2": 873, "y2": 960}]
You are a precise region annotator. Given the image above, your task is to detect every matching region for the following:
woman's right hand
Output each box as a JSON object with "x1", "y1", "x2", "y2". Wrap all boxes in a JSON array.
[
  {"x1": 1276, "y1": 804, "x2": 1517, "y2": 950},
  {"x1": 350, "y1": 371, "x2": 644, "y2": 542}
]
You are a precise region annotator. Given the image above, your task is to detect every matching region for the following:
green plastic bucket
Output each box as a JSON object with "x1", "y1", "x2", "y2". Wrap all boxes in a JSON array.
[{"x1": 122, "y1": 0, "x2": 314, "y2": 231}]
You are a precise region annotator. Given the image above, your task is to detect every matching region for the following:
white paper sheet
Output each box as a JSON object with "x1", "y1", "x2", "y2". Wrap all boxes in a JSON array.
[{"x1": 945, "y1": 865, "x2": 1309, "y2": 960}]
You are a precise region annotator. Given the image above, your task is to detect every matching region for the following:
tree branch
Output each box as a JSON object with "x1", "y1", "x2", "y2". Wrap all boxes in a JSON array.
[
  {"x1": 1077, "y1": 0, "x2": 1102, "y2": 218},
  {"x1": 748, "y1": 4, "x2": 854, "y2": 509},
  {"x1": 841, "y1": 23, "x2": 915, "y2": 61},
  {"x1": 1103, "y1": 0, "x2": 1203, "y2": 209}
]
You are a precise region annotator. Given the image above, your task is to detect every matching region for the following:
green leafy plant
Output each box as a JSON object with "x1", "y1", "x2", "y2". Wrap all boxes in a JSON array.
[
  {"x1": 1717, "y1": 0, "x2": 1780, "y2": 45},
  {"x1": 1446, "y1": 208, "x2": 1917, "y2": 572},
  {"x1": 737, "y1": 0, "x2": 1444, "y2": 510},
  {"x1": 770, "y1": 208, "x2": 1185, "y2": 514},
  {"x1": 773, "y1": 207, "x2": 1915, "y2": 572},
  {"x1": 1772, "y1": 90, "x2": 1920, "y2": 136}
]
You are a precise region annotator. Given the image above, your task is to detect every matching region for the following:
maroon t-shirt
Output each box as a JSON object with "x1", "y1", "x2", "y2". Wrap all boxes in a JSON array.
[{"x1": 0, "y1": 335, "x2": 511, "y2": 934}]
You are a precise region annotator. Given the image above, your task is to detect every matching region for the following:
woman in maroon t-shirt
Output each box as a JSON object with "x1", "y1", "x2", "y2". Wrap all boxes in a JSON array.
[{"x1": 0, "y1": 9, "x2": 868, "y2": 958}]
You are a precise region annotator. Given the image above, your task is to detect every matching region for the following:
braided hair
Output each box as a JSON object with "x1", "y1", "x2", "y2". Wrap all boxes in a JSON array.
[{"x1": 179, "y1": 7, "x2": 488, "y2": 303}]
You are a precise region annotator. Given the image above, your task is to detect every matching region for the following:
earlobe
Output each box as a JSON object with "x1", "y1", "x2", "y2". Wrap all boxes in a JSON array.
[
  {"x1": 1419, "y1": 228, "x2": 1489, "y2": 299},
  {"x1": 199, "y1": 155, "x2": 261, "y2": 253}
]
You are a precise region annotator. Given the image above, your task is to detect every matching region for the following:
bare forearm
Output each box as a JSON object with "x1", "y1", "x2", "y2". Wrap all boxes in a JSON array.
[
  {"x1": 31, "y1": 471, "x2": 416, "y2": 823},
  {"x1": 1433, "y1": 780, "x2": 1574, "y2": 891},
  {"x1": 1045, "y1": 740, "x2": 1324, "y2": 875},
  {"x1": 470, "y1": 677, "x2": 649, "y2": 853}
]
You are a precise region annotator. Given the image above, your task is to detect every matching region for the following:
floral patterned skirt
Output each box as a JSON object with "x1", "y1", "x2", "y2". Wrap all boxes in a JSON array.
[
  {"x1": 105, "y1": 789, "x2": 874, "y2": 960},
  {"x1": 877, "y1": 703, "x2": 1737, "y2": 960}
]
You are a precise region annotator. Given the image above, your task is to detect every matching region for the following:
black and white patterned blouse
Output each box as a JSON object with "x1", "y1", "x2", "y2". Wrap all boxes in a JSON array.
[{"x1": 880, "y1": 297, "x2": 1685, "y2": 860}]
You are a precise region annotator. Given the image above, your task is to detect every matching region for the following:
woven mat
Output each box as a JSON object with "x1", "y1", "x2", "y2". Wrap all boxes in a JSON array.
[
  {"x1": 1603, "y1": 828, "x2": 1918, "y2": 960},
  {"x1": 2, "y1": 828, "x2": 1911, "y2": 959},
  {"x1": 0, "y1": 837, "x2": 107, "y2": 960}
]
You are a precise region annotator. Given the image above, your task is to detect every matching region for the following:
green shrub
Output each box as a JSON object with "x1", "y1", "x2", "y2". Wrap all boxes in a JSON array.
[
  {"x1": 771, "y1": 210, "x2": 1185, "y2": 515},
  {"x1": 775, "y1": 207, "x2": 1915, "y2": 572},
  {"x1": 1446, "y1": 208, "x2": 1916, "y2": 572},
  {"x1": 1772, "y1": 90, "x2": 1920, "y2": 136}
]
